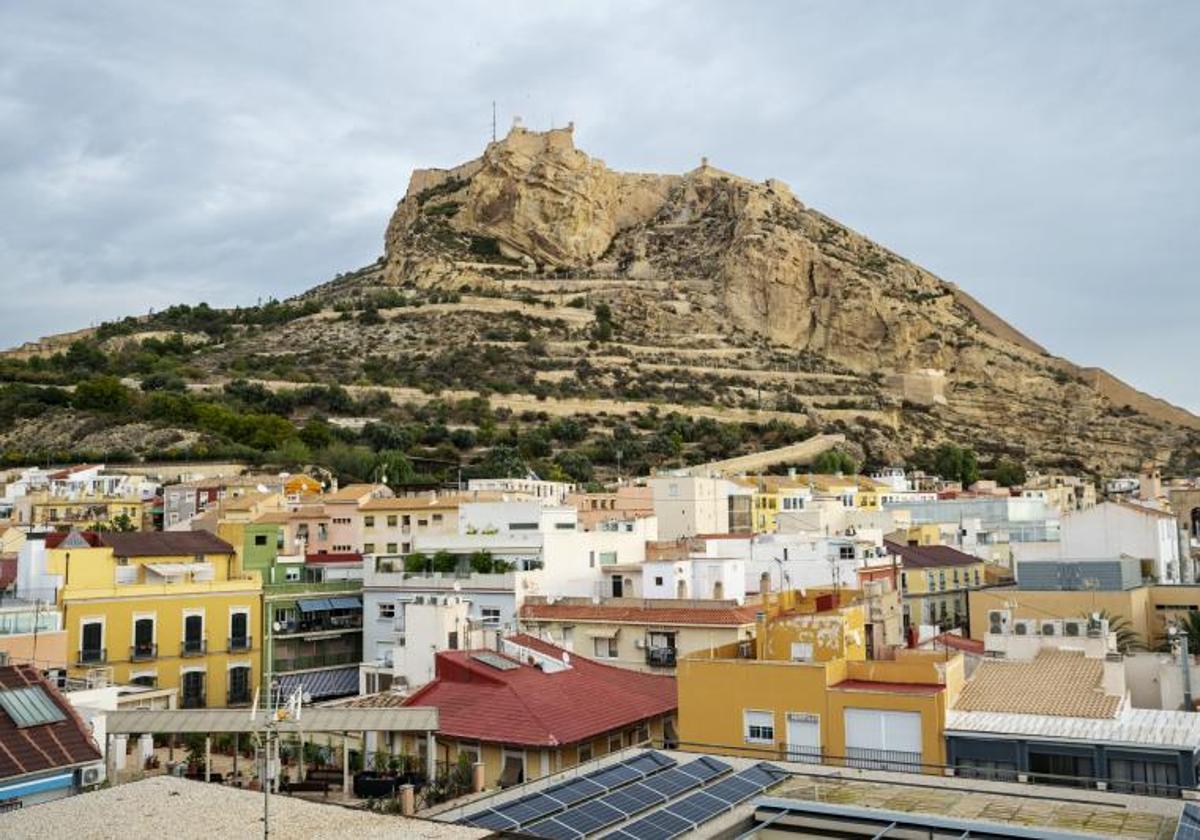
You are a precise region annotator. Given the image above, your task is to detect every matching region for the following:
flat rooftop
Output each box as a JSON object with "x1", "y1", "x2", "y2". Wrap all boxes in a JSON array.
[{"x1": 0, "y1": 776, "x2": 485, "y2": 840}]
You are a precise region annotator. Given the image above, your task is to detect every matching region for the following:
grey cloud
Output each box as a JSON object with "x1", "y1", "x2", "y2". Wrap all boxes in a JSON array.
[{"x1": 0, "y1": 1, "x2": 1197, "y2": 412}]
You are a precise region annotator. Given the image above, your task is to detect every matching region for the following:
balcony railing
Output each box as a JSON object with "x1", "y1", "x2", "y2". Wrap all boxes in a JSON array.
[
  {"x1": 275, "y1": 617, "x2": 362, "y2": 635},
  {"x1": 76, "y1": 648, "x2": 106, "y2": 665},
  {"x1": 227, "y1": 688, "x2": 252, "y2": 706},
  {"x1": 180, "y1": 691, "x2": 206, "y2": 709},
  {"x1": 645, "y1": 647, "x2": 677, "y2": 668},
  {"x1": 228, "y1": 635, "x2": 252, "y2": 652},
  {"x1": 273, "y1": 650, "x2": 361, "y2": 672},
  {"x1": 129, "y1": 643, "x2": 158, "y2": 662},
  {"x1": 180, "y1": 639, "x2": 207, "y2": 657}
]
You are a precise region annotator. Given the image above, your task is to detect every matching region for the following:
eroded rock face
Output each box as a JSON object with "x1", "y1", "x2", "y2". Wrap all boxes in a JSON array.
[{"x1": 376, "y1": 126, "x2": 1198, "y2": 471}]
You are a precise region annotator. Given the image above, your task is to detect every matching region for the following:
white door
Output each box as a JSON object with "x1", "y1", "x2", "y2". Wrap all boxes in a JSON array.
[
  {"x1": 786, "y1": 713, "x2": 820, "y2": 763},
  {"x1": 843, "y1": 708, "x2": 922, "y2": 771}
]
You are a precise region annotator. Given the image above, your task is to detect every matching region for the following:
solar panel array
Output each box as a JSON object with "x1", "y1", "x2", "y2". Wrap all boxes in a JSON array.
[
  {"x1": 1177, "y1": 803, "x2": 1200, "y2": 840},
  {"x1": 524, "y1": 756, "x2": 732, "y2": 839},
  {"x1": 461, "y1": 750, "x2": 676, "y2": 831},
  {"x1": 470, "y1": 651, "x2": 520, "y2": 671},
  {"x1": 0, "y1": 685, "x2": 66, "y2": 728},
  {"x1": 604, "y1": 762, "x2": 790, "y2": 840}
]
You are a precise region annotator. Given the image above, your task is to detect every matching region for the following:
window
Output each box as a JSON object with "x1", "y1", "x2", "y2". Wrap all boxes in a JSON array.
[
  {"x1": 952, "y1": 569, "x2": 960, "y2": 586},
  {"x1": 432, "y1": 514, "x2": 443, "y2": 524},
  {"x1": 386, "y1": 543, "x2": 398, "y2": 554},
  {"x1": 378, "y1": 603, "x2": 396, "y2": 620},
  {"x1": 254, "y1": 534, "x2": 267, "y2": 546},
  {"x1": 364, "y1": 515, "x2": 375, "y2": 528},
  {"x1": 744, "y1": 710, "x2": 775, "y2": 744},
  {"x1": 132, "y1": 617, "x2": 155, "y2": 660},
  {"x1": 181, "y1": 670, "x2": 206, "y2": 709},
  {"x1": 80, "y1": 620, "x2": 104, "y2": 664},
  {"x1": 900, "y1": 573, "x2": 908, "y2": 592},
  {"x1": 229, "y1": 610, "x2": 249, "y2": 650},
  {"x1": 183, "y1": 614, "x2": 205, "y2": 655},
  {"x1": 387, "y1": 515, "x2": 397, "y2": 527},
  {"x1": 598, "y1": 551, "x2": 617, "y2": 565},
  {"x1": 562, "y1": 626, "x2": 573, "y2": 646},
  {"x1": 228, "y1": 666, "x2": 252, "y2": 705},
  {"x1": 668, "y1": 483, "x2": 679, "y2": 498},
  {"x1": 839, "y1": 545, "x2": 855, "y2": 560},
  {"x1": 481, "y1": 607, "x2": 502, "y2": 627},
  {"x1": 593, "y1": 637, "x2": 618, "y2": 658},
  {"x1": 578, "y1": 742, "x2": 593, "y2": 763},
  {"x1": 417, "y1": 518, "x2": 428, "y2": 527},
  {"x1": 554, "y1": 522, "x2": 575, "y2": 530},
  {"x1": 274, "y1": 608, "x2": 295, "y2": 629},
  {"x1": 654, "y1": 576, "x2": 664, "y2": 586},
  {"x1": 589, "y1": 551, "x2": 596, "y2": 568},
  {"x1": 509, "y1": 522, "x2": 537, "y2": 530},
  {"x1": 284, "y1": 567, "x2": 300, "y2": 582},
  {"x1": 608, "y1": 733, "x2": 623, "y2": 752},
  {"x1": 973, "y1": 569, "x2": 981, "y2": 586},
  {"x1": 402, "y1": 515, "x2": 411, "y2": 527},
  {"x1": 363, "y1": 543, "x2": 376, "y2": 553},
  {"x1": 789, "y1": 642, "x2": 813, "y2": 661}
]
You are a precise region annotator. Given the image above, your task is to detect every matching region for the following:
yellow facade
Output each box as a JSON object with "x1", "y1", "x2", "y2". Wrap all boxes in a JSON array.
[
  {"x1": 46, "y1": 543, "x2": 262, "y2": 707},
  {"x1": 677, "y1": 645, "x2": 961, "y2": 770},
  {"x1": 756, "y1": 589, "x2": 868, "y2": 663},
  {"x1": 31, "y1": 494, "x2": 146, "y2": 530}
]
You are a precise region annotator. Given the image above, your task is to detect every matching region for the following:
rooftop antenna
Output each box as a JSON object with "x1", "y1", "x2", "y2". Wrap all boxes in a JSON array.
[{"x1": 491, "y1": 100, "x2": 497, "y2": 143}]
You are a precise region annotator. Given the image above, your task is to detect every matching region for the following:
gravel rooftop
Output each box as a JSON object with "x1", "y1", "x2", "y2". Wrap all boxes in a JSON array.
[{"x1": 0, "y1": 776, "x2": 487, "y2": 839}]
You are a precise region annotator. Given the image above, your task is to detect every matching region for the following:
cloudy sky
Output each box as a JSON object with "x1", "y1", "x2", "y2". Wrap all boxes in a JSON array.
[{"x1": 1, "y1": 2, "x2": 1197, "y2": 410}]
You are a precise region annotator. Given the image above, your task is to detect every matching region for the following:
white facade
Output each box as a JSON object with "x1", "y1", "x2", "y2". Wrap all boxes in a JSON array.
[
  {"x1": 641, "y1": 557, "x2": 746, "y2": 602},
  {"x1": 747, "y1": 532, "x2": 885, "y2": 594},
  {"x1": 15, "y1": 535, "x2": 60, "y2": 603},
  {"x1": 1013, "y1": 501, "x2": 1182, "y2": 583},
  {"x1": 466, "y1": 478, "x2": 576, "y2": 504},
  {"x1": 391, "y1": 594, "x2": 482, "y2": 690}
]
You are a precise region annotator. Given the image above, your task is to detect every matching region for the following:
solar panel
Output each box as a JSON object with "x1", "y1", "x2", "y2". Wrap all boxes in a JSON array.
[
  {"x1": 639, "y1": 768, "x2": 703, "y2": 799},
  {"x1": 0, "y1": 686, "x2": 66, "y2": 728},
  {"x1": 1178, "y1": 804, "x2": 1200, "y2": 840},
  {"x1": 676, "y1": 755, "x2": 729, "y2": 783},
  {"x1": 619, "y1": 808, "x2": 694, "y2": 840},
  {"x1": 461, "y1": 750, "x2": 677, "y2": 828},
  {"x1": 601, "y1": 783, "x2": 669, "y2": 816},
  {"x1": 663, "y1": 789, "x2": 730, "y2": 826},
  {"x1": 700, "y1": 774, "x2": 760, "y2": 804},
  {"x1": 529, "y1": 799, "x2": 627, "y2": 839},
  {"x1": 471, "y1": 651, "x2": 519, "y2": 670}
]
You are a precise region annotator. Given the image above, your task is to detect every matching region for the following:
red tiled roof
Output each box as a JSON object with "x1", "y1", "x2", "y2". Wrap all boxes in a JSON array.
[
  {"x1": 0, "y1": 664, "x2": 102, "y2": 780},
  {"x1": 44, "y1": 531, "x2": 103, "y2": 549},
  {"x1": 100, "y1": 531, "x2": 235, "y2": 557},
  {"x1": 306, "y1": 552, "x2": 363, "y2": 565},
  {"x1": 0, "y1": 556, "x2": 15, "y2": 589},
  {"x1": 831, "y1": 679, "x2": 945, "y2": 695},
  {"x1": 47, "y1": 464, "x2": 97, "y2": 481},
  {"x1": 402, "y1": 634, "x2": 676, "y2": 746},
  {"x1": 520, "y1": 602, "x2": 761, "y2": 627},
  {"x1": 884, "y1": 541, "x2": 981, "y2": 570}
]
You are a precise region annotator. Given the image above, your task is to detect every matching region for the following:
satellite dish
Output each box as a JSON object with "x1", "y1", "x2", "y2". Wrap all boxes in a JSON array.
[
  {"x1": 453, "y1": 581, "x2": 462, "y2": 592},
  {"x1": 257, "y1": 484, "x2": 269, "y2": 494},
  {"x1": 272, "y1": 621, "x2": 283, "y2": 632},
  {"x1": 561, "y1": 652, "x2": 570, "y2": 665}
]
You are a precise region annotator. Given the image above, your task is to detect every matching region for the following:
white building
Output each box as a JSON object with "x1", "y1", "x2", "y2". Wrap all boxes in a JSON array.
[
  {"x1": 650, "y1": 475, "x2": 751, "y2": 540},
  {"x1": 1013, "y1": 501, "x2": 1182, "y2": 583},
  {"x1": 466, "y1": 478, "x2": 576, "y2": 504}
]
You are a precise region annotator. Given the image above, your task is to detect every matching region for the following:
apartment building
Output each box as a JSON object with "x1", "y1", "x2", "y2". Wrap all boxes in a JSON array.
[{"x1": 44, "y1": 530, "x2": 261, "y2": 709}]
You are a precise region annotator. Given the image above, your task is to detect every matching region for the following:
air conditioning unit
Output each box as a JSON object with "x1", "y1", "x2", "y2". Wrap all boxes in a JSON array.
[
  {"x1": 1088, "y1": 618, "x2": 1109, "y2": 638},
  {"x1": 81, "y1": 764, "x2": 105, "y2": 786},
  {"x1": 1012, "y1": 619, "x2": 1036, "y2": 636},
  {"x1": 634, "y1": 639, "x2": 647, "y2": 649},
  {"x1": 987, "y1": 610, "x2": 1011, "y2": 634},
  {"x1": 1040, "y1": 620, "x2": 1062, "y2": 637},
  {"x1": 1062, "y1": 619, "x2": 1086, "y2": 638}
]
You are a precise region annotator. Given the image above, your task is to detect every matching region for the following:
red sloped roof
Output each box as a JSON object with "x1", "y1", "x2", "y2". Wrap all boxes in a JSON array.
[
  {"x1": 402, "y1": 634, "x2": 676, "y2": 747},
  {"x1": 520, "y1": 602, "x2": 761, "y2": 627},
  {"x1": 44, "y1": 531, "x2": 103, "y2": 549},
  {"x1": 0, "y1": 556, "x2": 15, "y2": 589},
  {"x1": 930, "y1": 633, "x2": 986, "y2": 654},
  {"x1": 0, "y1": 664, "x2": 102, "y2": 781}
]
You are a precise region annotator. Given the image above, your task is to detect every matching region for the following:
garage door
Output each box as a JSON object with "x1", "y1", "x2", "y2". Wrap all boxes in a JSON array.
[{"x1": 843, "y1": 708, "x2": 922, "y2": 772}]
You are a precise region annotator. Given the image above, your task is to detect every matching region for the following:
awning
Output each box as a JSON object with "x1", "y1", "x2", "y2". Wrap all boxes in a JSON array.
[
  {"x1": 296, "y1": 598, "x2": 333, "y2": 613},
  {"x1": 276, "y1": 666, "x2": 360, "y2": 701},
  {"x1": 146, "y1": 562, "x2": 213, "y2": 579},
  {"x1": 328, "y1": 596, "x2": 362, "y2": 610},
  {"x1": 585, "y1": 627, "x2": 620, "y2": 639}
]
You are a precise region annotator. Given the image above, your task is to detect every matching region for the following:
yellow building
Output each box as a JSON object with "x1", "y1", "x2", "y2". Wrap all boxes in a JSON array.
[
  {"x1": 46, "y1": 530, "x2": 262, "y2": 708},
  {"x1": 861, "y1": 542, "x2": 987, "y2": 633},
  {"x1": 678, "y1": 640, "x2": 962, "y2": 772},
  {"x1": 24, "y1": 490, "x2": 148, "y2": 531},
  {"x1": 756, "y1": 588, "x2": 869, "y2": 663}
]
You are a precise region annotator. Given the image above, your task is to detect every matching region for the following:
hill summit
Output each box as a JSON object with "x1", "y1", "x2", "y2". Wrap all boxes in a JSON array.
[{"x1": 5, "y1": 124, "x2": 1198, "y2": 476}]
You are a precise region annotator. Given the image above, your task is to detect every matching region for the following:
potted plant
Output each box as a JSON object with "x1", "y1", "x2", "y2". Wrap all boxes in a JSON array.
[{"x1": 353, "y1": 750, "x2": 400, "y2": 799}]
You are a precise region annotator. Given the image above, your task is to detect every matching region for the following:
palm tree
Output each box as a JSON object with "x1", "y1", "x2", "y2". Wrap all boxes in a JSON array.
[{"x1": 1080, "y1": 608, "x2": 1143, "y2": 653}]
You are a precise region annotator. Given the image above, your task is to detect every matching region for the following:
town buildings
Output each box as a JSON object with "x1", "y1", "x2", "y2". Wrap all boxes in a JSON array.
[{"x1": 860, "y1": 542, "x2": 987, "y2": 635}]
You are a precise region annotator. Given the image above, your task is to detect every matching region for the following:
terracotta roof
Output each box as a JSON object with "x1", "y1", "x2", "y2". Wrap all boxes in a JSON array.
[
  {"x1": 47, "y1": 464, "x2": 97, "y2": 481},
  {"x1": 1111, "y1": 500, "x2": 1177, "y2": 520},
  {"x1": 322, "y1": 484, "x2": 388, "y2": 503},
  {"x1": 0, "y1": 664, "x2": 102, "y2": 780},
  {"x1": 402, "y1": 635, "x2": 676, "y2": 746},
  {"x1": 520, "y1": 602, "x2": 761, "y2": 627},
  {"x1": 44, "y1": 531, "x2": 103, "y2": 549},
  {"x1": 884, "y1": 541, "x2": 981, "y2": 570},
  {"x1": 339, "y1": 691, "x2": 411, "y2": 709},
  {"x1": 100, "y1": 530, "x2": 235, "y2": 557},
  {"x1": 0, "y1": 555, "x2": 15, "y2": 589},
  {"x1": 953, "y1": 649, "x2": 1122, "y2": 718},
  {"x1": 253, "y1": 511, "x2": 293, "y2": 524},
  {"x1": 832, "y1": 679, "x2": 944, "y2": 695}
]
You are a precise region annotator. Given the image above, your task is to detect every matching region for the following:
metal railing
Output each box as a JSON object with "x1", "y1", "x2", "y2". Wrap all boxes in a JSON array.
[
  {"x1": 129, "y1": 643, "x2": 157, "y2": 662},
  {"x1": 227, "y1": 688, "x2": 252, "y2": 706},
  {"x1": 180, "y1": 639, "x2": 207, "y2": 657},
  {"x1": 273, "y1": 650, "x2": 361, "y2": 672},
  {"x1": 76, "y1": 648, "x2": 106, "y2": 665},
  {"x1": 180, "y1": 690, "x2": 206, "y2": 709},
  {"x1": 645, "y1": 647, "x2": 677, "y2": 667},
  {"x1": 227, "y1": 635, "x2": 252, "y2": 652}
]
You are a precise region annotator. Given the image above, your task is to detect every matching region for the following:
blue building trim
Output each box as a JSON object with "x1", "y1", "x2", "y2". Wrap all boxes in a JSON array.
[{"x1": 0, "y1": 770, "x2": 74, "y2": 801}]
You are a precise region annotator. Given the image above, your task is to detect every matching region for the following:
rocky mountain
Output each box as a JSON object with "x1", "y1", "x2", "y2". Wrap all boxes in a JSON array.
[{"x1": 5, "y1": 124, "x2": 1198, "y2": 476}]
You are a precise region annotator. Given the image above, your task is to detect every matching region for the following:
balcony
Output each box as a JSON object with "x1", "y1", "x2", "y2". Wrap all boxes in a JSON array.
[
  {"x1": 76, "y1": 648, "x2": 106, "y2": 666},
  {"x1": 227, "y1": 687, "x2": 252, "y2": 706},
  {"x1": 180, "y1": 639, "x2": 207, "y2": 657},
  {"x1": 273, "y1": 649, "x2": 361, "y2": 673},
  {"x1": 228, "y1": 635, "x2": 252, "y2": 653},
  {"x1": 180, "y1": 691, "x2": 206, "y2": 709},
  {"x1": 129, "y1": 643, "x2": 158, "y2": 662},
  {"x1": 645, "y1": 647, "x2": 677, "y2": 668}
]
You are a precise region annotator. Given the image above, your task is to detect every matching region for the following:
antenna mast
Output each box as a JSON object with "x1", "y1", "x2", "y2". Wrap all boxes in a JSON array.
[{"x1": 491, "y1": 100, "x2": 497, "y2": 142}]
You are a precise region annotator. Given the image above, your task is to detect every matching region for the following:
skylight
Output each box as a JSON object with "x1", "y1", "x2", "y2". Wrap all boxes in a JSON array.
[{"x1": 0, "y1": 685, "x2": 67, "y2": 728}]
